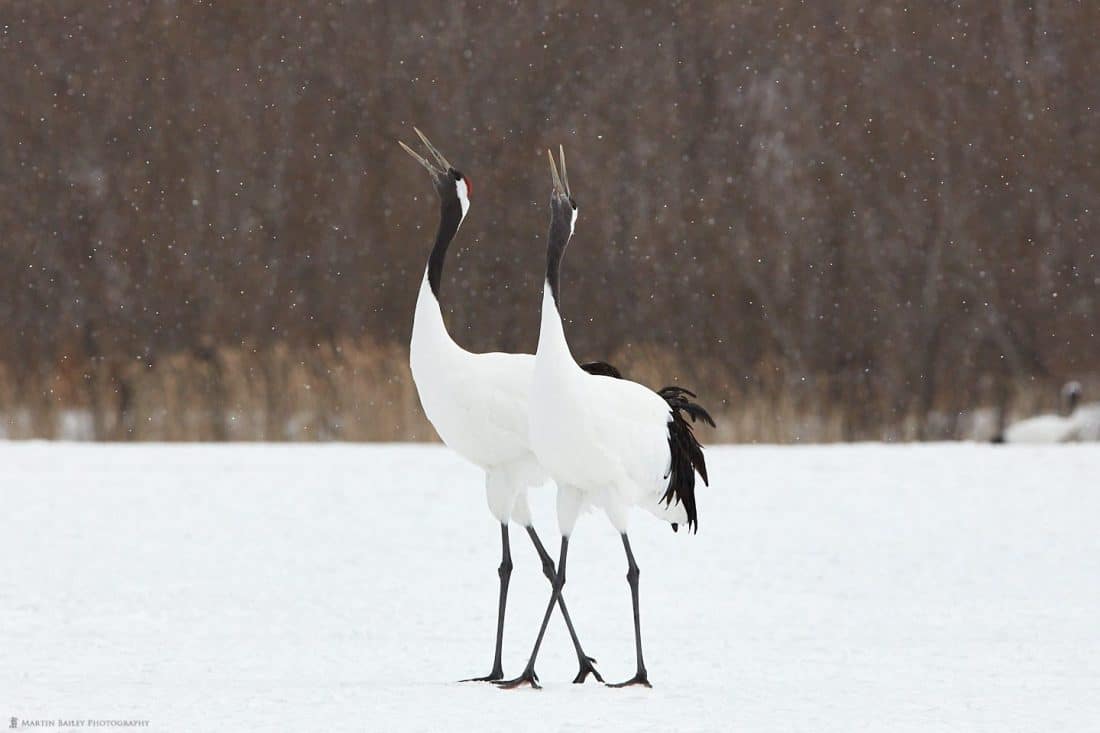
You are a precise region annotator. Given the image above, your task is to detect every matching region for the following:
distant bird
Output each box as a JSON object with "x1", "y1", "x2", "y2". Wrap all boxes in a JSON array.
[
  {"x1": 998, "y1": 381, "x2": 1100, "y2": 443},
  {"x1": 400, "y1": 129, "x2": 607, "y2": 684},
  {"x1": 496, "y1": 148, "x2": 713, "y2": 689}
]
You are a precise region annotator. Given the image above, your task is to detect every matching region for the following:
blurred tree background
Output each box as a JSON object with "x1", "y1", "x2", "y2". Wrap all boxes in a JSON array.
[{"x1": 1, "y1": 0, "x2": 1097, "y2": 442}]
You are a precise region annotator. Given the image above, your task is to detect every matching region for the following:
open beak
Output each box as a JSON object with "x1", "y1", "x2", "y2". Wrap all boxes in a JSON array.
[
  {"x1": 547, "y1": 145, "x2": 571, "y2": 198},
  {"x1": 398, "y1": 127, "x2": 453, "y2": 176}
]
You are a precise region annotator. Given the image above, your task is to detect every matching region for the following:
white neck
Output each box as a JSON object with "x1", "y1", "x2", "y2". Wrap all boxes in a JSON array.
[
  {"x1": 411, "y1": 270, "x2": 461, "y2": 363},
  {"x1": 535, "y1": 282, "x2": 577, "y2": 369}
]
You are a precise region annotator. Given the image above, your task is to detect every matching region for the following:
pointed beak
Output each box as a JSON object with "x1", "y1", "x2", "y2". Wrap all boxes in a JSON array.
[
  {"x1": 557, "y1": 145, "x2": 571, "y2": 196},
  {"x1": 398, "y1": 127, "x2": 453, "y2": 178},
  {"x1": 414, "y1": 127, "x2": 453, "y2": 171},
  {"x1": 548, "y1": 148, "x2": 567, "y2": 197},
  {"x1": 547, "y1": 146, "x2": 572, "y2": 199},
  {"x1": 398, "y1": 139, "x2": 441, "y2": 176}
]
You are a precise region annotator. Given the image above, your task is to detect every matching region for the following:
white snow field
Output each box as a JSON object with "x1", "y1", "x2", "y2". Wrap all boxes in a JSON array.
[{"x1": 2, "y1": 442, "x2": 1098, "y2": 732}]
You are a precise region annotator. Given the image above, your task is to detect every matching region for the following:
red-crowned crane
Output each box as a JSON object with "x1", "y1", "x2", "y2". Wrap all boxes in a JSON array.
[
  {"x1": 497, "y1": 148, "x2": 714, "y2": 689},
  {"x1": 400, "y1": 130, "x2": 606, "y2": 683}
]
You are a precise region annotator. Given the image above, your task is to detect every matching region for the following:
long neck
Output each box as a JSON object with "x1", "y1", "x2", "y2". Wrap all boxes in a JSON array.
[
  {"x1": 537, "y1": 285, "x2": 574, "y2": 363},
  {"x1": 411, "y1": 194, "x2": 465, "y2": 363},
  {"x1": 537, "y1": 209, "x2": 578, "y2": 364},
  {"x1": 427, "y1": 196, "x2": 464, "y2": 298},
  {"x1": 545, "y1": 210, "x2": 573, "y2": 307}
]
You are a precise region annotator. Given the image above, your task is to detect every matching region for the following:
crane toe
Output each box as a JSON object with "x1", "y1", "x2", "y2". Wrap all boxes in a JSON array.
[
  {"x1": 607, "y1": 672, "x2": 651, "y2": 688},
  {"x1": 493, "y1": 668, "x2": 541, "y2": 689},
  {"x1": 572, "y1": 656, "x2": 604, "y2": 684},
  {"x1": 460, "y1": 671, "x2": 504, "y2": 683}
]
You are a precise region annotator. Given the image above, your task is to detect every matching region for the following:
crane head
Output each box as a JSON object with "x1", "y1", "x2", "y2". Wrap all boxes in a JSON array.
[{"x1": 399, "y1": 127, "x2": 471, "y2": 218}]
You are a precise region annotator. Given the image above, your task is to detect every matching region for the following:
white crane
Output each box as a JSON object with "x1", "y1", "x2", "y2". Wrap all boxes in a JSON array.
[
  {"x1": 496, "y1": 148, "x2": 713, "y2": 689},
  {"x1": 999, "y1": 381, "x2": 1100, "y2": 443},
  {"x1": 400, "y1": 129, "x2": 606, "y2": 683}
]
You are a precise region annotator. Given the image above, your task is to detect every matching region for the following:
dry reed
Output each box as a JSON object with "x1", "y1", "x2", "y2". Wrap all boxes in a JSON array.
[{"x1": 0, "y1": 341, "x2": 1084, "y2": 443}]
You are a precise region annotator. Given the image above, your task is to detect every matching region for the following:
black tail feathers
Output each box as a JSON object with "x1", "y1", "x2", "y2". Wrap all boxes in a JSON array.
[
  {"x1": 576, "y1": 367, "x2": 713, "y2": 535},
  {"x1": 659, "y1": 386, "x2": 714, "y2": 534}
]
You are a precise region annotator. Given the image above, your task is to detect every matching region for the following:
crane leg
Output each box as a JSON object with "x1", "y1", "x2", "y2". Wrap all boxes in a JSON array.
[
  {"x1": 608, "y1": 533, "x2": 651, "y2": 688},
  {"x1": 526, "y1": 526, "x2": 603, "y2": 683},
  {"x1": 494, "y1": 536, "x2": 571, "y2": 689},
  {"x1": 461, "y1": 523, "x2": 512, "y2": 682}
]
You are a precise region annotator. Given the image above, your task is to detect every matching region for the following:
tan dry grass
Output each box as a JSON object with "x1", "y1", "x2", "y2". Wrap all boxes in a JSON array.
[{"x1": 0, "y1": 342, "x2": 1090, "y2": 443}]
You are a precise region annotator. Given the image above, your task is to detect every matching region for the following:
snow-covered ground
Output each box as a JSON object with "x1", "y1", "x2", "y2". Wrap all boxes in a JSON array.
[{"x1": 2, "y1": 442, "x2": 1098, "y2": 732}]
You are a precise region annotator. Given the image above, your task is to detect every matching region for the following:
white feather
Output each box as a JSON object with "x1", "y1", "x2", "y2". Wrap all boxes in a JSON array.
[
  {"x1": 410, "y1": 274, "x2": 546, "y2": 523},
  {"x1": 529, "y1": 287, "x2": 674, "y2": 535},
  {"x1": 1003, "y1": 414, "x2": 1079, "y2": 443},
  {"x1": 1003, "y1": 402, "x2": 1100, "y2": 443},
  {"x1": 455, "y1": 178, "x2": 470, "y2": 219}
]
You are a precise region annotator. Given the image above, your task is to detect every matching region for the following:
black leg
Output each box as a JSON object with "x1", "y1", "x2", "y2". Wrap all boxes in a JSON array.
[
  {"x1": 494, "y1": 536, "x2": 570, "y2": 689},
  {"x1": 462, "y1": 523, "x2": 512, "y2": 682},
  {"x1": 526, "y1": 526, "x2": 603, "y2": 684},
  {"x1": 608, "y1": 533, "x2": 651, "y2": 688}
]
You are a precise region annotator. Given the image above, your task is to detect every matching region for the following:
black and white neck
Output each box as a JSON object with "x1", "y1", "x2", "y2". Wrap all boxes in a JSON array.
[
  {"x1": 425, "y1": 175, "x2": 470, "y2": 299},
  {"x1": 404, "y1": 127, "x2": 476, "y2": 372},
  {"x1": 537, "y1": 147, "x2": 581, "y2": 365},
  {"x1": 537, "y1": 196, "x2": 579, "y2": 366},
  {"x1": 545, "y1": 199, "x2": 577, "y2": 309}
]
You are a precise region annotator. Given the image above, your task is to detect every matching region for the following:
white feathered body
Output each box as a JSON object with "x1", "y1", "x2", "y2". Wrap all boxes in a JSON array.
[
  {"x1": 1003, "y1": 414, "x2": 1078, "y2": 444},
  {"x1": 529, "y1": 288, "x2": 682, "y2": 535},
  {"x1": 1072, "y1": 403, "x2": 1100, "y2": 440},
  {"x1": 410, "y1": 274, "x2": 546, "y2": 523},
  {"x1": 1003, "y1": 403, "x2": 1100, "y2": 444}
]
